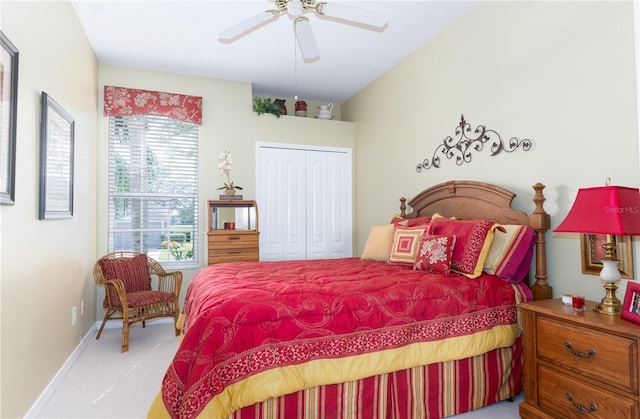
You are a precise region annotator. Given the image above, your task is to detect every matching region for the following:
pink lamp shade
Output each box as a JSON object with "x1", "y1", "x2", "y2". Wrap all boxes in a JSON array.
[{"x1": 554, "y1": 186, "x2": 640, "y2": 235}]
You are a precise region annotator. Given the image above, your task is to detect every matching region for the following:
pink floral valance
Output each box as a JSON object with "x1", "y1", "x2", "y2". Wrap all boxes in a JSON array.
[{"x1": 103, "y1": 86, "x2": 202, "y2": 125}]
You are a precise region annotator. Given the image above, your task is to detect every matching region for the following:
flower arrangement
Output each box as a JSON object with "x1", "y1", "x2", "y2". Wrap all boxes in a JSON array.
[{"x1": 217, "y1": 150, "x2": 243, "y2": 192}]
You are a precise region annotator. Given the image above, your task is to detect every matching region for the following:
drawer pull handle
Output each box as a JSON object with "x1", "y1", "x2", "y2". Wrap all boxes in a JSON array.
[
  {"x1": 226, "y1": 250, "x2": 242, "y2": 254},
  {"x1": 564, "y1": 340, "x2": 596, "y2": 357},
  {"x1": 566, "y1": 392, "x2": 597, "y2": 413},
  {"x1": 227, "y1": 236, "x2": 241, "y2": 240}
]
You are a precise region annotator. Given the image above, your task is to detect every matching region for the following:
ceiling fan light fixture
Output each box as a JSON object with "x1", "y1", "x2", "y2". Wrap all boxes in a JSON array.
[{"x1": 287, "y1": 0, "x2": 304, "y2": 17}]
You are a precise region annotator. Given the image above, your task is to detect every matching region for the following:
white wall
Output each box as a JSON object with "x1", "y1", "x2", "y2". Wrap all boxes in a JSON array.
[
  {"x1": 344, "y1": 1, "x2": 639, "y2": 305},
  {"x1": 0, "y1": 2, "x2": 98, "y2": 417}
]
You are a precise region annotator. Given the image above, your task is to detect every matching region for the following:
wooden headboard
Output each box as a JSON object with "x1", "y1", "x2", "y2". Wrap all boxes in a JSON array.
[{"x1": 399, "y1": 180, "x2": 552, "y2": 300}]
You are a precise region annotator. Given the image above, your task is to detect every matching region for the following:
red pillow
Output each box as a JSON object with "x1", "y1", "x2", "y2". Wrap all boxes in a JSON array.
[
  {"x1": 406, "y1": 215, "x2": 432, "y2": 227},
  {"x1": 99, "y1": 254, "x2": 152, "y2": 308},
  {"x1": 387, "y1": 224, "x2": 433, "y2": 266},
  {"x1": 431, "y1": 218, "x2": 503, "y2": 278},
  {"x1": 99, "y1": 254, "x2": 151, "y2": 291},
  {"x1": 414, "y1": 234, "x2": 456, "y2": 273}
]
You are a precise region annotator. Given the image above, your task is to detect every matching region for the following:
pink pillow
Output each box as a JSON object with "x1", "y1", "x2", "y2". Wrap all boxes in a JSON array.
[
  {"x1": 414, "y1": 234, "x2": 456, "y2": 273},
  {"x1": 387, "y1": 224, "x2": 433, "y2": 266},
  {"x1": 484, "y1": 225, "x2": 536, "y2": 282},
  {"x1": 510, "y1": 244, "x2": 535, "y2": 283},
  {"x1": 431, "y1": 218, "x2": 503, "y2": 278}
]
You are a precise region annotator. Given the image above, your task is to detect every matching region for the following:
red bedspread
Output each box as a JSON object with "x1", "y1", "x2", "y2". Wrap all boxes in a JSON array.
[{"x1": 161, "y1": 258, "x2": 529, "y2": 418}]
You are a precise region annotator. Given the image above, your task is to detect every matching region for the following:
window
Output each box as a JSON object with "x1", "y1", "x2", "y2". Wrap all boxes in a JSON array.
[{"x1": 108, "y1": 115, "x2": 199, "y2": 268}]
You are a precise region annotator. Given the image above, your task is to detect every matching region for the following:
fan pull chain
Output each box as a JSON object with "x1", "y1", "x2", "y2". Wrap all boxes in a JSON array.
[{"x1": 293, "y1": 33, "x2": 298, "y2": 100}]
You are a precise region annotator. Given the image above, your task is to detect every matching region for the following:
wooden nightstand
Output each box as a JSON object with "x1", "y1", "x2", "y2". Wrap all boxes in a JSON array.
[{"x1": 519, "y1": 299, "x2": 640, "y2": 418}]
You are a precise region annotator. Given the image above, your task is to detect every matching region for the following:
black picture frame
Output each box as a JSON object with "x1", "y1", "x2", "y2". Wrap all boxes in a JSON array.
[
  {"x1": 1, "y1": 31, "x2": 19, "y2": 205},
  {"x1": 39, "y1": 92, "x2": 74, "y2": 219}
]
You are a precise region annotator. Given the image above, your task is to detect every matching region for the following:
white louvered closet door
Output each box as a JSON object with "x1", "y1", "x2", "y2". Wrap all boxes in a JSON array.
[{"x1": 257, "y1": 143, "x2": 352, "y2": 261}]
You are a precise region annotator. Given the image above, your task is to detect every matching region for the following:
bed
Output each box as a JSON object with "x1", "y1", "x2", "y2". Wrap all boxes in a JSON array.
[{"x1": 148, "y1": 180, "x2": 552, "y2": 419}]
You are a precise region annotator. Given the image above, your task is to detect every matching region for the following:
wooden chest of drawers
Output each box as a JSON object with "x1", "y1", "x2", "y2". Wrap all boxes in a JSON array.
[
  {"x1": 520, "y1": 299, "x2": 640, "y2": 418},
  {"x1": 207, "y1": 199, "x2": 259, "y2": 265},
  {"x1": 207, "y1": 230, "x2": 259, "y2": 264}
]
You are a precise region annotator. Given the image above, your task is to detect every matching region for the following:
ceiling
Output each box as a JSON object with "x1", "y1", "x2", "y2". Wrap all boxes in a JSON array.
[{"x1": 72, "y1": 1, "x2": 479, "y2": 103}]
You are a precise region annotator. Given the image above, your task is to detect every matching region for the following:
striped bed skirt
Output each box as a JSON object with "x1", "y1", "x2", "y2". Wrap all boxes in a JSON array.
[{"x1": 228, "y1": 337, "x2": 523, "y2": 419}]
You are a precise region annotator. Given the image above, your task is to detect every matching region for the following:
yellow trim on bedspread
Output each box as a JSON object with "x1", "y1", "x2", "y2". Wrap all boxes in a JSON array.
[{"x1": 147, "y1": 324, "x2": 518, "y2": 419}]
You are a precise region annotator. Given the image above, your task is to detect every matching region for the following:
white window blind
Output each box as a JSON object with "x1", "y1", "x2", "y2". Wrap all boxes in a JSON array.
[{"x1": 108, "y1": 115, "x2": 199, "y2": 268}]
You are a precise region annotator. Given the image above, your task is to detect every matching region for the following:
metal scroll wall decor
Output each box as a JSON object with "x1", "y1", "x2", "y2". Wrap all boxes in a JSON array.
[{"x1": 416, "y1": 115, "x2": 533, "y2": 172}]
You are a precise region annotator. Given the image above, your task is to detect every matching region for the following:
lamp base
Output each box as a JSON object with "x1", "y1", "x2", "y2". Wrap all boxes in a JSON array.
[{"x1": 594, "y1": 281, "x2": 621, "y2": 316}]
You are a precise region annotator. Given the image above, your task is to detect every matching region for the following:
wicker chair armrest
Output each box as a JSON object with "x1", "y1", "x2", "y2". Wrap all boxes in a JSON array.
[
  {"x1": 96, "y1": 277, "x2": 125, "y2": 292},
  {"x1": 100, "y1": 278, "x2": 129, "y2": 307},
  {"x1": 156, "y1": 271, "x2": 182, "y2": 296}
]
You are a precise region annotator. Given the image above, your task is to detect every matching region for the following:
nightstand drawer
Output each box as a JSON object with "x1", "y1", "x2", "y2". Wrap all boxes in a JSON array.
[
  {"x1": 537, "y1": 316, "x2": 637, "y2": 393},
  {"x1": 538, "y1": 364, "x2": 638, "y2": 419}
]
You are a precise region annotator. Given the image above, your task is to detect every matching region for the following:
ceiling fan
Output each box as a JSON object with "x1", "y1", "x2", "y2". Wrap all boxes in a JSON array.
[{"x1": 218, "y1": 0, "x2": 388, "y2": 61}]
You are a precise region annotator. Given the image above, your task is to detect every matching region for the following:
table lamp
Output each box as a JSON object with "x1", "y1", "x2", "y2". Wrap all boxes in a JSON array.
[{"x1": 554, "y1": 184, "x2": 640, "y2": 315}]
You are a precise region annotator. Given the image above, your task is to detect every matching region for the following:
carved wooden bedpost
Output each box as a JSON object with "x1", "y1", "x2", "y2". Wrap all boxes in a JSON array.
[
  {"x1": 529, "y1": 183, "x2": 553, "y2": 300},
  {"x1": 400, "y1": 197, "x2": 408, "y2": 218}
]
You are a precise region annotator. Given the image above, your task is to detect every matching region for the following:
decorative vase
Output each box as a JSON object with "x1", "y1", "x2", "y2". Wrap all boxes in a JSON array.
[
  {"x1": 275, "y1": 98, "x2": 287, "y2": 115},
  {"x1": 225, "y1": 188, "x2": 236, "y2": 195}
]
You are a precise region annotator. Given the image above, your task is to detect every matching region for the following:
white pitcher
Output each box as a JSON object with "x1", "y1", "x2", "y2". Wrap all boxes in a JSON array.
[{"x1": 318, "y1": 103, "x2": 334, "y2": 119}]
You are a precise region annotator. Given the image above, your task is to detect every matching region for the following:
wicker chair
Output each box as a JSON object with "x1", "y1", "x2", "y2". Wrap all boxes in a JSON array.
[{"x1": 93, "y1": 251, "x2": 182, "y2": 352}]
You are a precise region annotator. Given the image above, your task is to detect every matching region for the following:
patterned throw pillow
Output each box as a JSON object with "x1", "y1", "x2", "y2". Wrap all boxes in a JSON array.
[
  {"x1": 484, "y1": 224, "x2": 536, "y2": 282},
  {"x1": 387, "y1": 224, "x2": 433, "y2": 266},
  {"x1": 99, "y1": 254, "x2": 152, "y2": 307},
  {"x1": 431, "y1": 218, "x2": 503, "y2": 278},
  {"x1": 414, "y1": 234, "x2": 456, "y2": 273}
]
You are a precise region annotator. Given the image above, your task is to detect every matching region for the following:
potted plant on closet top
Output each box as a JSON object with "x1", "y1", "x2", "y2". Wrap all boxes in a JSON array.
[
  {"x1": 253, "y1": 97, "x2": 283, "y2": 118},
  {"x1": 217, "y1": 150, "x2": 243, "y2": 200}
]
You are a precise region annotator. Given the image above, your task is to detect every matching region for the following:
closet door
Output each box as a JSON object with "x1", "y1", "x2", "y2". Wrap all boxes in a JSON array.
[
  {"x1": 257, "y1": 143, "x2": 352, "y2": 261},
  {"x1": 258, "y1": 147, "x2": 306, "y2": 261},
  {"x1": 306, "y1": 150, "x2": 352, "y2": 259}
]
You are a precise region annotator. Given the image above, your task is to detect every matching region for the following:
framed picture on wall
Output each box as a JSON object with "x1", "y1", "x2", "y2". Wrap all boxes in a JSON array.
[
  {"x1": 580, "y1": 234, "x2": 634, "y2": 279},
  {"x1": 39, "y1": 92, "x2": 75, "y2": 220},
  {"x1": 1, "y1": 31, "x2": 19, "y2": 205},
  {"x1": 621, "y1": 281, "x2": 640, "y2": 325}
]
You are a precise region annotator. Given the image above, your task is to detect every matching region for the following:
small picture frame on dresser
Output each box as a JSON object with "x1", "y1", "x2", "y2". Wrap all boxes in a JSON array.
[{"x1": 621, "y1": 281, "x2": 640, "y2": 325}]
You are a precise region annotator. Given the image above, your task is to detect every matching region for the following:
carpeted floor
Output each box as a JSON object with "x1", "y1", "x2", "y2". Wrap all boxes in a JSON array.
[
  {"x1": 30, "y1": 322, "x2": 179, "y2": 419},
  {"x1": 29, "y1": 323, "x2": 522, "y2": 418}
]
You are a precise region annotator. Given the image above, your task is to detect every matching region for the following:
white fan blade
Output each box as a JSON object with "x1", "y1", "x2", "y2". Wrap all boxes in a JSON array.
[
  {"x1": 317, "y1": 2, "x2": 387, "y2": 29},
  {"x1": 218, "y1": 11, "x2": 278, "y2": 41},
  {"x1": 294, "y1": 18, "x2": 320, "y2": 61}
]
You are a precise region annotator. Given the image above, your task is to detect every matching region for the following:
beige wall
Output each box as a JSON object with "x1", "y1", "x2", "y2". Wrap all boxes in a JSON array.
[
  {"x1": 97, "y1": 65, "x2": 355, "y2": 322},
  {"x1": 343, "y1": 1, "x2": 639, "y2": 304},
  {"x1": 0, "y1": 1, "x2": 98, "y2": 417}
]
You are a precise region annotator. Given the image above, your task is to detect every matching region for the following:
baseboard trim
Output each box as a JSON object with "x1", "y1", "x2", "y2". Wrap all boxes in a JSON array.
[
  {"x1": 98, "y1": 317, "x2": 175, "y2": 330},
  {"x1": 24, "y1": 327, "x2": 96, "y2": 418}
]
